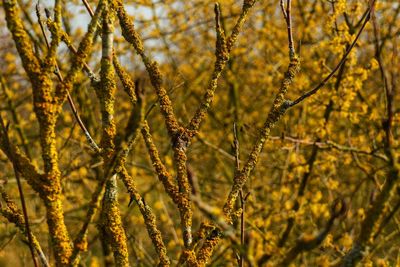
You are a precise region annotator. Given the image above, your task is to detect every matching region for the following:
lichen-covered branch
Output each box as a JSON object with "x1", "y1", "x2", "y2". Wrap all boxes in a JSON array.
[
  {"x1": 2, "y1": 0, "x2": 41, "y2": 82},
  {"x1": 0, "y1": 137, "x2": 43, "y2": 193},
  {"x1": 54, "y1": 2, "x2": 103, "y2": 106},
  {"x1": 113, "y1": 57, "x2": 137, "y2": 106},
  {"x1": 69, "y1": 172, "x2": 106, "y2": 266},
  {"x1": 112, "y1": 0, "x2": 180, "y2": 136},
  {"x1": 119, "y1": 168, "x2": 170, "y2": 266},
  {"x1": 39, "y1": 6, "x2": 101, "y2": 153},
  {"x1": 3, "y1": 1, "x2": 73, "y2": 265},
  {"x1": 97, "y1": 4, "x2": 129, "y2": 266},
  {"x1": 186, "y1": 1, "x2": 257, "y2": 136},
  {"x1": 141, "y1": 121, "x2": 184, "y2": 209},
  {"x1": 223, "y1": 55, "x2": 300, "y2": 219},
  {"x1": 196, "y1": 224, "x2": 222, "y2": 266},
  {"x1": 141, "y1": 121, "x2": 195, "y2": 259}
]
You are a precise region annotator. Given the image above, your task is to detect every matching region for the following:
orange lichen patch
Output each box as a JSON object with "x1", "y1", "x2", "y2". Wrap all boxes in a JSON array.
[
  {"x1": 112, "y1": 0, "x2": 144, "y2": 55},
  {"x1": 44, "y1": 199, "x2": 73, "y2": 265},
  {"x1": 0, "y1": 140, "x2": 43, "y2": 192},
  {"x1": 0, "y1": 191, "x2": 25, "y2": 228},
  {"x1": 112, "y1": 57, "x2": 137, "y2": 105},
  {"x1": 74, "y1": 239, "x2": 88, "y2": 252},
  {"x1": 193, "y1": 222, "x2": 216, "y2": 242},
  {"x1": 2, "y1": 0, "x2": 41, "y2": 80},
  {"x1": 226, "y1": 0, "x2": 257, "y2": 52},
  {"x1": 173, "y1": 148, "x2": 190, "y2": 192},
  {"x1": 172, "y1": 138, "x2": 193, "y2": 247},
  {"x1": 97, "y1": 10, "x2": 117, "y2": 158},
  {"x1": 101, "y1": 175, "x2": 129, "y2": 267},
  {"x1": 146, "y1": 60, "x2": 180, "y2": 135},
  {"x1": 181, "y1": 249, "x2": 199, "y2": 267},
  {"x1": 196, "y1": 230, "x2": 221, "y2": 266}
]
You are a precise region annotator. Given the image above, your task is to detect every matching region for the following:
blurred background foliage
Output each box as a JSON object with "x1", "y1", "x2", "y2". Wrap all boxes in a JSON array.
[{"x1": 0, "y1": 0, "x2": 399, "y2": 266}]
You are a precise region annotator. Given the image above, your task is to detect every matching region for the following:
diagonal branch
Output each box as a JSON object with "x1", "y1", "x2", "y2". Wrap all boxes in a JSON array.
[
  {"x1": 112, "y1": 0, "x2": 180, "y2": 137},
  {"x1": 186, "y1": 1, "x2": 258, "y2": 137},
  {"x1": 288, "y1": 0, "x2": 376, "y2": 108}
]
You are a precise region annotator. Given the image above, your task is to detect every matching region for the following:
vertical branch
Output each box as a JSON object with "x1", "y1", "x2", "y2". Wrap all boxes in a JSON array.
[
  {"x1": 283, "y1": 0, "x2": 295, "y2": 58},
  {"x1": 97, "y1": 3, "x2": 129, "y2": 266},
  {"x1": 53, "y1": 2, "x2": 103, "y2": 107},
  {"x1": 42, "y1": 0, "x2": 62, "y2": 69},
  {"x1": 69, "y1": 175, "x2": 106, "y2": 266},
  {"x1": 111, "y1": 74, "x2": 170, "y2": 265},
  {"x1": 2, "y1": 0, "x2": 41, "y2": 82},
  {"x1": 101, "y1": 174, "x2": 129, "y2": 266},
  {"x1": 36, "y1": 3, "x2": 101, "y2": 153},
  {"x1": 233, "y1": 123, "x2": 240, "y2": 171},
  {"x1": 234, "y1": 123, "x2": 245, "y2": 267},
  {"x1": 3, "y1": 1, "x2": 74, "y2": 265},
  {"x1": 239, "y1": 191, "x2": 250, "y2": 267},
  {"x1": 172, "y1": 134, "x2": 193, "y2": 249}
]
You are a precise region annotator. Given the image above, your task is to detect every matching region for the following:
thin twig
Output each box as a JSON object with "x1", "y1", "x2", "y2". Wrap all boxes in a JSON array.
[
  {"x1": 0, "y1": 116, "x2": 38, "y2": 267},
  {"x1": 239, "y1": 191, "x2": 250, "y2": 267},
  {"x1": 288, "y1": 0, "x2": 376, "y2": 108},
  {"x1": 233, "y1": 123, "x2": 240, "y2": 171},
  {"x1": 280, "y1": 0, "x2": 295, "y2": 58}
]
